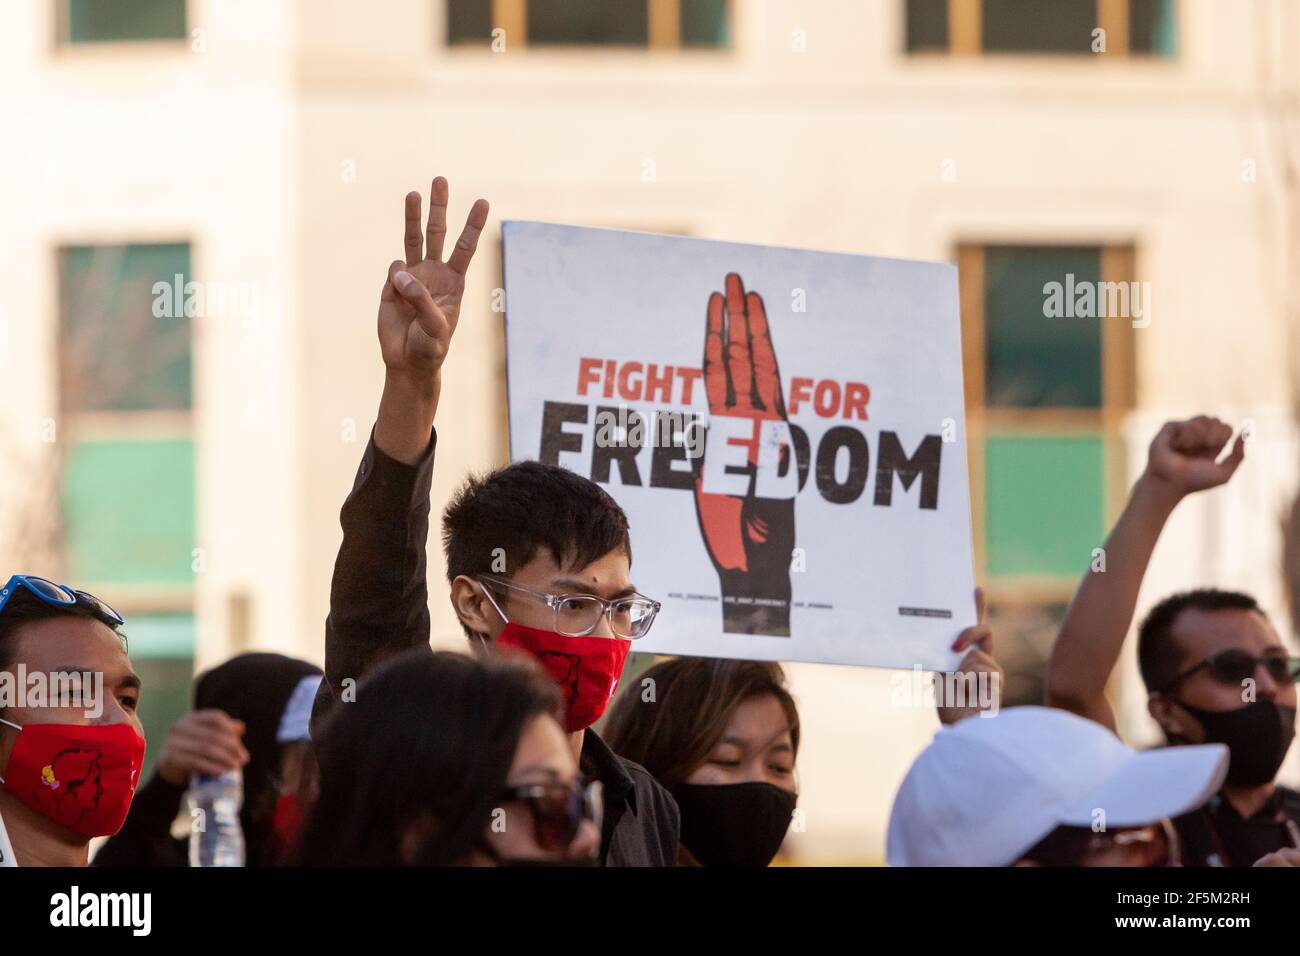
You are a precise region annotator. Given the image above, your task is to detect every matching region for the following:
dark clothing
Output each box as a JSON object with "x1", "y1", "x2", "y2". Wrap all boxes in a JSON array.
[
  {"x1": 315, "y1": 426, "x2": 679, "y2": 867},
  {"x1": 191, "y1": 653, "x2": 323, "y2": 866},
  {"x1": 91, "y1": 773, "x2": 188, "y2": 867},
  {"x1": 1174, "y1": 785, "x2": 1300, "y2": 867},
  {"x1": 579, "y1": 724, "x2": 680, "y2": 866},
  {"x1": 96, "y1": 652, "x2": 322, "y2": 868}
]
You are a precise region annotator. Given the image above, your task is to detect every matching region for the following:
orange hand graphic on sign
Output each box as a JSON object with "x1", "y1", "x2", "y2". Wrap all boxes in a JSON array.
[{"x1": 693, "y1": 273, "x2": 795, "y2": 636}]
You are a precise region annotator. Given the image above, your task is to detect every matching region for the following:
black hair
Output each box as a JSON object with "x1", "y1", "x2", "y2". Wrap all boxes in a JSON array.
[
  {"x1": 190, "y1": 652, "x2": 323, "y2": 866},
  {"x1": 291, "y1": 649, "x2": 561, "y2": 866},
  {"x1": 0, "y1": 587, "x2": 122, "y2": 666},
  {"x1": 441, "y1": 461, "x2": 631, "y2": 637},
  {"x1": 1137, "y1": 588, "x2": 1265, "y2": 692},
  {"x1": 603, "y1": 657, "x2": 800, "y2": 790},
  {"x1": 0, "y1": 588, "x2": 126, "y2": 716}
]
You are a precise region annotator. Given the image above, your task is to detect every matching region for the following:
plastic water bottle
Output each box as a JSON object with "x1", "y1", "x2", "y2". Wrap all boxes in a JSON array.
[{"x1": 188, "y1": 769, "x2": 245, "y2": 867}]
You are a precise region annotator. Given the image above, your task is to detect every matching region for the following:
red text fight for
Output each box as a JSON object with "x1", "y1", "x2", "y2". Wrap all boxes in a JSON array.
[{"x1": 576, "y1": 357, "x2": 870, "y2": 420}]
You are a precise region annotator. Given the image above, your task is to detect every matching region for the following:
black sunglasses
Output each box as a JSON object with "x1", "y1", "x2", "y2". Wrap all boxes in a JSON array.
[
  {"x1": 1162, "y1": 649, "x2": 1300, "y2": 692},
  {"x1": 498, "y1": 779, "x2": 603, "y2": 851}
]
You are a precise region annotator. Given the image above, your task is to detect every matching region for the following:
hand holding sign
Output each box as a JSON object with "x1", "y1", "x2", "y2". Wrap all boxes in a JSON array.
[
  {"x1": 937, "y1": 588, "x2": 1003, "y2": 725},
  {"x1": 376, "y1": 177, "x2": 490, "y2": 463},
  {"x1": 694, "y1": 273, "x2": 797, "y2": 637}
]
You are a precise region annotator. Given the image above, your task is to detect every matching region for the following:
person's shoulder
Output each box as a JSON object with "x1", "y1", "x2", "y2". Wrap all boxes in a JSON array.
[
  {"x1": 616, "y1": 753, "x2": 661, "y2": 790},
  {"x1": 1276, "y1": 784, "x2": 1300, "y2": 814},
  {"x1": 617, "y1": 756, "x2": 679, "y2": 817}
]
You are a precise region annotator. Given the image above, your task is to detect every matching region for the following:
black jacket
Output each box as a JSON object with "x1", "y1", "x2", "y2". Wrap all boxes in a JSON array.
[
  {"x1": 96, "y1": 653, "x2": 322, "y2": 868},
  {"x1": 91, "y1": 772, "x2": 188, "y2": 867},
  {"x1": 1174, "y1": 784, "x2": 1300, "y2": 867},
  {"x1": 313, "y1": 427, "x2": 679, "y2": 866}
]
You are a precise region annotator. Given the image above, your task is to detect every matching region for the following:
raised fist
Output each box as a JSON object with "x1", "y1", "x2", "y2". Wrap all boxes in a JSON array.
[{"x1": 1144, "y1": 416, "x2": 1245, "y2": 498}]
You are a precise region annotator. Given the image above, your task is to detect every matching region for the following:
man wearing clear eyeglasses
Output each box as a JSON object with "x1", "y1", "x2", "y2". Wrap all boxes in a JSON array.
[{"x1": 314, "y1": 176, "x2": 679, "y2": 866}]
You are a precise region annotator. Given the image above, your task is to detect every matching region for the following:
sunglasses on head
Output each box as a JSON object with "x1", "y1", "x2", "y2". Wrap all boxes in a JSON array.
[
  {"x1": 1162, "y1": 648, "x2": 1300, "y2": 692},
  {"x1": 0, "y1": 574, "x2": 125, "y2": 629},
  {"x1": 498, "y1": 779, "x2": 603, "y2": 852}
]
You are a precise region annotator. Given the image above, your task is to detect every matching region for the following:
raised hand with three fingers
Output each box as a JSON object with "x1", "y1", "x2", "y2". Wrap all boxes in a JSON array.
[{"x1": 375, "y1": 176, "x2": 490, "y2": 464}]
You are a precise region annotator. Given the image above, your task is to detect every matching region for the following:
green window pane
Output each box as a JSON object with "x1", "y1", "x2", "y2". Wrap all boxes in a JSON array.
[
  {"x1": 66, "y1": 0, "x2": 187, "y2": 43},
  {"x1": 128, "y1": 644, "x2": 195, "y2": 782},
  {"x1": 59, "y1": 243, "x2": 193, "y2": 413},
  {"x1": 984, "y1": 435, "x2": 1104, "y2": 578},
  {"x1": 447, "y1": 0, "x2": 492, "y2": 44},
  {"x1": 527, "y1": 0, "x2": 648, "y2": 46},
  {"x1": 1130, "y1": 0, "x2": 1176, "y2": 56},
  {"x1": 984, "y1": 245, "x2": 1102, "y2": 409},
  {"x1": 63, "y1": 438, "x2": 195, "y2": 586},
  {"x1": 121, "y1": 612, "x2": 197, "y2": 659},
  {"x1": 982, "y1": 0, "x2": 1097, "y2": 53},
  {"x1": 906, "y1": 0, "x2": 949, "y2": 52},
  {"x1": 681, "y1": 0, "x2": 729, "y2": 48}
]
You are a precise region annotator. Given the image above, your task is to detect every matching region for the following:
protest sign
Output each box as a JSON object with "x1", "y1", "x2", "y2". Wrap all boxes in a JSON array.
[{"x1": 502, "y1": 222, "x2": 975, "y2": 671}]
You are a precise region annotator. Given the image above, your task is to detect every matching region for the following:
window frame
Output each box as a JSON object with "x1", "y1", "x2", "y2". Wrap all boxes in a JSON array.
[
  {"x1": 907, "y1": 0, "x2": 1177, "y2": 59},
  {"x1": 56, "y1": 0, "x2": 190, "y2": 48},
  {"x1": 959, "y1": 239, "x2": 1137, "y2": 709},
  {"x1": 445, "y1": 0, "x2": 733, "y2": 52},
  {"x1": 958, "y1": 240, "x2": 1136, "y2": 602},
  {"x1": 54, "y1": 239, "x2": 198, "y2": 613}
]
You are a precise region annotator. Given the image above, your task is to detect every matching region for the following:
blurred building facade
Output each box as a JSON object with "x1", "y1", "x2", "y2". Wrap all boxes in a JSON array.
[{"x1": 2, "y1": 0, "x2": 1297, "y2": 862}]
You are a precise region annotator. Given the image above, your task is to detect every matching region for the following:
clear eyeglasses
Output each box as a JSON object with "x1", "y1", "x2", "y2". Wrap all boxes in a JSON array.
[{"x1": 477, "y1": 574, "x2": 660, "y2": 640}]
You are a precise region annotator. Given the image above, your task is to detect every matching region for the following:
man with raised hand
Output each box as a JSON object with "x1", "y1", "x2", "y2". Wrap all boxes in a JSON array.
[
  {"x1": 316, "y1": 177, "x2": 679, "y2": 866},
  {"x1": 1046, "y1": 416, "x2": 1300, "y2": 866}
]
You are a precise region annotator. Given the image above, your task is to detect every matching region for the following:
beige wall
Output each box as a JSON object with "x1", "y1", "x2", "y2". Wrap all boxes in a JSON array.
[
  {"x1": 0, "y1": 0, "x2": 305, "y2": 666},
  {"x1": 2, "y1": 0, "x2": 1296, "y2": 862}
]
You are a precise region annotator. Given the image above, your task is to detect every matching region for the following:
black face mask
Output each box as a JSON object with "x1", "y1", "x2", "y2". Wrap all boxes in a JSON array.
[
  {"x1": 671, "y1": 782, "x2": 797, "y2": 867},
  {"x1": 1173, "y1": 699, "x2": 1297, "y2": 787}
]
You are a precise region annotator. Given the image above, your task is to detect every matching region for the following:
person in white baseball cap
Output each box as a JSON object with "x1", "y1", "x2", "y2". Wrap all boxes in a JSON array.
[{"x1": 888, "y1": 705, "x2": 1229, "y2": 866}]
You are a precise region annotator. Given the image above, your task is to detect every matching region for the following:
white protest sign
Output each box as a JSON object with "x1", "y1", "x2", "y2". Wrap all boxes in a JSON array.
[{"x1": 502, "y1": 221, "x2": 974, "y2": 671}]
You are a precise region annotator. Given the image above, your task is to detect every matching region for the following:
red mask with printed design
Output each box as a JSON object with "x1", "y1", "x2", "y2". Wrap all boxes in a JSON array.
[
  {"x1": 0, "y1": 720, "x2": 146, "y2": 839},
  {"x1": 495, "y1": 623, "x2": 630, "y2": 732}
]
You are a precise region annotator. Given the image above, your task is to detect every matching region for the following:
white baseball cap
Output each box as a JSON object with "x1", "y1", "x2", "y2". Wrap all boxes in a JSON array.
[
  {"x1": 887, "y1": 706, "x2": 1229, "y2": 867},
  {"x1": 276, "y1": 674, "x2": 324, "y2": 744}
]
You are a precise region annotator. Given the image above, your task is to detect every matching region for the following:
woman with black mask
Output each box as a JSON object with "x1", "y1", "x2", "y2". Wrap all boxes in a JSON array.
[
  {"x1": 603, "y1": 658, "x2": 800, "y2": 867},
  {"x1": 93, "y1": 652, "x2": 323, "y2": 867},
  {"x1": 294, "y1": 649, "x2": 600, "y2": 866}
]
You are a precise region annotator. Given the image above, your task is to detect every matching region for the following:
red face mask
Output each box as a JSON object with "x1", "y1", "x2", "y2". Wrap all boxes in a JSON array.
[
  {"x1": 272, "y1": 792, "x2": 304, "y2": 849},
  {"x1": 495, "y1": 623, "x2": 630, "y2": 732},
  {"x1": 0, "y1": 719, "x2": 146, "y2": 839}
]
